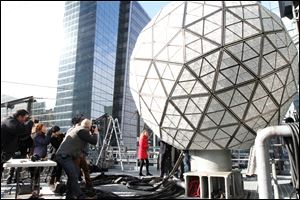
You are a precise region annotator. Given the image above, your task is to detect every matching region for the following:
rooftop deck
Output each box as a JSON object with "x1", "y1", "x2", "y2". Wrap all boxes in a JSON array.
[{"x1": 1, "y1": 164, "x2": 297, "y2": 199}]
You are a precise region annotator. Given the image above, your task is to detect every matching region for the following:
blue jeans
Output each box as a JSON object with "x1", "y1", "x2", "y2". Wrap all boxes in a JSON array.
[
  {"x1": 183, "y1": 153, "x2": 191, "y2": 173},
  {"x1": 56, "y1": 155, "x2": 85, "y2": 199}
]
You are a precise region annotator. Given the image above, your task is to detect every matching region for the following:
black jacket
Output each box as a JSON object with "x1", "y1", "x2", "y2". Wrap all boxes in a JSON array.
[
  {"x1": 50, "y1": 133, "x2": 65, "y2": 151},
  {"x1": 1, "y1": 116, "x2": 26, "y2": 153},
  {"x1": 159, "y1": 140, "x2": 172, "y2": 155},
  {"x1": 18, "y1": 120, "x2": 34, "y2": 152}
]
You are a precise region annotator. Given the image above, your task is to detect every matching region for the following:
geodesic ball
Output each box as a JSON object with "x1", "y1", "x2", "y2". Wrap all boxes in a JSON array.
[{"x1": 129, "y1": 1, "x2": 299, "y2": 150}]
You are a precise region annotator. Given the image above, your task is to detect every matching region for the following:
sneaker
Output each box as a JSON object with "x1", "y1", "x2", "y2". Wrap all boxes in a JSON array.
[
  {"x1": 54, "y1": 182, "x2": 67, "y2": 195},
  {"x1": 139, "y1": 173, "x2": 145, "y2": 176},
  {"x1": 146, "y1": 172, "x2": 152, "y2": 176}
]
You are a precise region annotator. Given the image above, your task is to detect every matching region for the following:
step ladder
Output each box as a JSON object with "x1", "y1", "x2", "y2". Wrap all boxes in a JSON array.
[{"x1": 96, "y1": 116, "x2": 127, "y2": 171}]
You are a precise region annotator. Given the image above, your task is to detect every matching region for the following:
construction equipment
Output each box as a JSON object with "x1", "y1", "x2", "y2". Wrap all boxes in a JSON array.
[
  {"x1": 96, "y1": 115, "x2": 127, "y2": 171},
  {"x1": 1, "y1": 96, "x2": 36, "y2": 115}
]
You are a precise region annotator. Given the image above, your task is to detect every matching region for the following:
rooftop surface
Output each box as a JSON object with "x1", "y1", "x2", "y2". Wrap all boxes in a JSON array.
[{"x1": 1, "y1": 164, "x2": 297, "y2": 199}]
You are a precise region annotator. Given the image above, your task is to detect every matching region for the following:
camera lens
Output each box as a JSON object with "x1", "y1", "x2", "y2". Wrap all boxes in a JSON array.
[{"x1": 31, "y1": 155, "x2": 40, "y2": 162}]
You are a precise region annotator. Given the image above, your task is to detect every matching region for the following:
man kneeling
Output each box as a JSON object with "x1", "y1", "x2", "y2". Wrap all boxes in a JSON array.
[{"x1": 56, "y1": 119, "x2": 98, "y2": 199}]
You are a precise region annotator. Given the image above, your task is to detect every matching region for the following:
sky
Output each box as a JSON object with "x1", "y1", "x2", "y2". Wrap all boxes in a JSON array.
[
  {"x1": 1, "y1": 1, "x2": 297, "y2": 109},
  {"x1": 1, "y1": 1, "x2": 65, "y2": 108},
  {"x1": 139, "y1": 1, "x2": 170, "y2": 18},
  {"x1": 1, "y1": 1, "x2": 169, "y2": 109}
]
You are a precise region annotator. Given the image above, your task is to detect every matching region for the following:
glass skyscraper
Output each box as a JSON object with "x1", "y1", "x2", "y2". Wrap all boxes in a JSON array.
[
  {"x1": 54, "y1": 1, "x2": 150, "y2": 146},
  {"x1": 113, "y1": 1, "x2": 150, "y2": 149},
  {"x1": 54, "y1": 1, "x2": 120, "y2": 131}
]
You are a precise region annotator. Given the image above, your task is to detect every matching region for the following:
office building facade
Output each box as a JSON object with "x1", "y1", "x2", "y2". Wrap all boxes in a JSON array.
[
  {"x1": 113, "y1": 1, "x2": 150, "y2": 149},
  {"x1": 54, "y1": 1, "x2": 150, "y2": 148},
  {"x1": 54, "y1": 1, "x2": 120, "y2": 131}
]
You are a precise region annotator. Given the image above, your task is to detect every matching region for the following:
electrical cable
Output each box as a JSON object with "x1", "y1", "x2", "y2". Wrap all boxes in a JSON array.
[
  {"x1": 283, "y1": 123, "x2": 299, "y2": 199},
  {"x1": 126, "y1": 151, "x2": 184, "y2": 191},
  {"x1": 89, "y1": 151, "x2": 185, "y2": 199},
  {"x1": 1, "y1": 81, "x2": 61, "y2": 90}
]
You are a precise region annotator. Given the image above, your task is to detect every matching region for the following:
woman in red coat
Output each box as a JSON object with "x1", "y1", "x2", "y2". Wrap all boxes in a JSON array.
[{"x1": 138, "y1": 130, "x2": 152, "y2": 176}]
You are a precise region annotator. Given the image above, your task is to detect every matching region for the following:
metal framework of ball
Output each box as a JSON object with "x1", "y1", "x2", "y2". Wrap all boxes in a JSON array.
[{"x1": 129, "y1": 1, "x2": 299, "y2": 150}]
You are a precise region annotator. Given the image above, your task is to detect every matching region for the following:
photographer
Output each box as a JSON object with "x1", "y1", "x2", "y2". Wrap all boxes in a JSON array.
[
  {"x1": 65, "y1": 116, "x2": 93, "y2": 186},
  {"x1": 75, "y1": 125, "x2": 98, "y2": 188},
  {"x1": 31, "y1": 119, "x2": 39, "y2": 139},
  {"x1": 48, "y1": 126, "x2": 64, "y2": 185},
  {"x1": 66, "y1": 115, "x2": 85, "y2": 136},
  {"x1": 6, "y1": 118, "x2": 34, "y2": 184},
  {"x1": 1, "y1": 109, "x2": 29, "y2": 180},
  {"x1": 56, "y1": 119, "x2": 98, "y2": 199},
  {"x1": 30, "y1": 123, "x2": 51, "y2": 188}
]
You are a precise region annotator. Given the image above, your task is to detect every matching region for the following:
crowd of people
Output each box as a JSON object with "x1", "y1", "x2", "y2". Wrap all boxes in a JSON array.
[
  {"x1": 1, "y1": 109, "x2": 99, "y2": 199},
  {"x1": 1, "y1": 109, "x2": 191, "y2": 199}
]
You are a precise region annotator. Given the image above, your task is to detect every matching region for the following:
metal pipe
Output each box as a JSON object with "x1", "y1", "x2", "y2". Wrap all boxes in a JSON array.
[
  {"x1": 255, "y1": 125, "x2": 292, "y2": 199},
  {"x1": 271, "y1": 159, "x2": 279, "y2": 199}
]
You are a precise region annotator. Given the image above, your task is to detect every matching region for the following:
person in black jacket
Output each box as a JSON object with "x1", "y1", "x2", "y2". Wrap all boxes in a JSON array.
[
  {"x1": 48, "y1": 125, "x2": 65, "y2": 185},
  {"x1": 1, "y1": 109, "x2": 30, "y2": 179},
  {"x1": 159, "y1": 140, "x2": 172, "y2": 178},
  {"x1": 6, "y1": 118, "x2": 34, "y2": 184},
  {"x1": 56, "y1": 119, "x2": 98, "y2": 199},
  {"x1": 173, "y1": 147, "x2": 185, "y2": 181}
]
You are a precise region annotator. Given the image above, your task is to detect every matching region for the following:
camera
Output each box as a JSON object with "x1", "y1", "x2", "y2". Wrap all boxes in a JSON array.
[
  {"x1": 91, "y1": 119, "x2": 103, "y2": 133},
  {"x1": 31, "y1": 154, "x2": 40, "y2": 162},
  {"x1": 90, "y1": 125, "x2": 96, "y2": 133}
]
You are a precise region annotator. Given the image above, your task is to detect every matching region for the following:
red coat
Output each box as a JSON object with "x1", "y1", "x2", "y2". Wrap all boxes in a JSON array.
[{"x1": 138, "y1": 135, "x2": 149, "y2": 159}]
